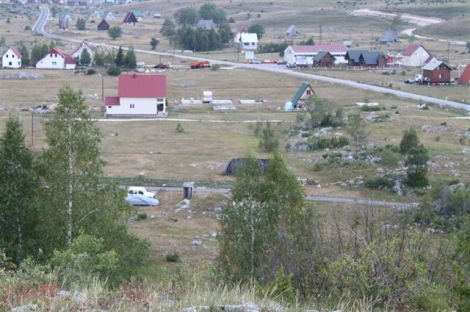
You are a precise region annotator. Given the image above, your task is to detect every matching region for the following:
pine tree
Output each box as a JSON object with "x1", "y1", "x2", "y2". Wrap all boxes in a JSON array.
[
  {"x1": 124, "y1": 47, "x2": 137, "y2": 69},
  {"x1": 115, "y1": 46, "x2": 124, "y2": 67},
  {"x1": 0, "y1": 116, "x2": 39, "y2": 264}
]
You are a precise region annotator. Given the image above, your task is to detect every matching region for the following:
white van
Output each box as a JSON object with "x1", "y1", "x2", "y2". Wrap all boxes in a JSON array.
[{"x1": 127, "y1": 186, "x2": 156, "y2": 198}]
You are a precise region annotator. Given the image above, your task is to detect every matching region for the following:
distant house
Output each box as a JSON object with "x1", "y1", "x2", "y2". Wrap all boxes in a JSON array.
[
  {"x1": 197, "y1": 19, "x2": 216, "y2": 30},
  {"x1": 284, "y1": 44, "x2": 348, "y2": 65},
  {"x1": 227, "y1": 17, "x2": 235, "y2": 24},
  {"x1": 71, "y1": 41, "x2": 94, "y2": 65},
  {"x1": 105, "y1": 74, "x2": 167, "y2": 117},
  {"x1": 362, "y1": 51, "x2": 387, "y2": 67},
  {"x1": 345, "y1": 50, "x2": 368, "y2": 66},
  {"x1": 233, "y1": 27, "x2": 247, "y2": 43},
  {"x1": 58, "y1": 11, "x2": 72, "y2": 30},
  {"x1": 123, "y1": 12, "x2": 138, "y2": 25},
  {"x1": 313, "y1": 51, "x2": 335, "y2": 68},
  {"x1": 343, "y1": 40, "x2": 353, "y2": 48},
  {"x1": 86, "y1": 8, "x2": 101, "y2": 22},
  {"x1": 153, "y1": 13, "x2": 162, "y2": 19},
  {"x1": 291, "y1": 82, "x2": 316, "y2": 108},
  {"x1": 240, "y1": 33, "x2": 258, "y2": 51},
  {"x1": 402, "y1": 44, "x2": 432, "y2": 67},
  {"x1": 422, "y1": 59, "x2": 452, "y2": 84},
  {"x1": 36, "y1": 48, "x2": 76, "y2": 70},
  {"x1": 129, "y1": 9, "x2": 142, "y2": 21},
  {"x1": 2, "y1": 46, "x2": 22, "y2": 69},
  {"x1": 459, "y1": 64, "x2": 470, "y2": 84},
  {"x1": 97, "y1": 19, "x2": 110, "y2": 31},
  {"x1": 379, "y1": 29, "x2": 399, "y2": 45},
  {"x1": 103, "y1": 10, "x2": 115, "y2": 21},
  {"x1": 286, "y1": 25, "x2": 299, "y2": 36}
]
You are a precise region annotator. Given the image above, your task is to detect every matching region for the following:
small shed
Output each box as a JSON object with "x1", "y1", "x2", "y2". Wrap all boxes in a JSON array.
[
  {"x1": 222, "y1": 158, "x2": 269, "y2": 175},
  {"x1": 97, "y1": 19, "x2": 110, "y2": 31},
  {"x1": 291, "y1": 82, "x2": 316, "y2": 108},
  {"x1": 123, "y1": 12, "x2": 138, "y2": 25},
  {"x1": 227, "y1": 17, "x2": 235, "y2": 24},
  {"x1": 313, "y1": 51, "x2": 335, "y2": 67},
  {"x1": 379, "y1": 29, "x2": 399, "y2": 45},
  {"x1": 422, "y1": 59, "x2": 452, "y2": 84},
  {"x1": 286, "y1": 25, "x2": 299, "y2": 36}
]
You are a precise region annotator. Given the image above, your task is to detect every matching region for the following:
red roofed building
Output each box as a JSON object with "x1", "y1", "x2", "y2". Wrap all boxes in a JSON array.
[
  {"x1": 283, "y1": 44, "x2": 348, "y2": 66},
  {"x1": 2, "y1": 46, "x2": 22, "y2": 69},
  {"x1": 36, "y1": 48, "x2": 76, "y2": 70},
  {"x1": 402, "y1": 44, "x2": 432, "y2": 67},
  {"x1": 459, "y1": 65, "x2": 470, "y2": 84},
  {"x1": 105, "y1": 74, "x2": 167, "y2": 117}
]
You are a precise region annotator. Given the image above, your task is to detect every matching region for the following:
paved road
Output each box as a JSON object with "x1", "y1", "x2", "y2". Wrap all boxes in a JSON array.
[
  {"x1": 137, "y1": 186, "x2": 419, "y2": 209},
  {"x1": 33, "y1": 8, "x2": 469, "y2": 113}
]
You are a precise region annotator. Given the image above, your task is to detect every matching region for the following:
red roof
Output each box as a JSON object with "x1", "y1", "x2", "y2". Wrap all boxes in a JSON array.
[
  {"x1": 105, "y1": 96, "x2": 120, "y2": 105},
  {"x1": 459, "y1": 65, "x2": 470, "y2": 83},
  {"x1": 65, "y1": 56, "x2": 76, "y2": 65},
  {"x1": 49, "y1": 47, "x2": 66, "y2": 58},
  {"x1": 9, "y1": 46, "x2": 22, "y2": 58},
  {"x1": 289, "y1": 44, "x2": 347, "y2": 53},
  {"x1": 402, "y1": 44, "x2": 430, "y2": 57},
  {"x1": 118, "y1": 74, "x2": 166, "y2": 98}
]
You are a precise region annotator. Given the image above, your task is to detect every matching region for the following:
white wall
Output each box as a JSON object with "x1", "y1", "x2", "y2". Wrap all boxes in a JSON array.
[
  {"x1": 36, "y1": 54, "x2": 65, "y2": 69},
  {"x1": 106, "y1": 97, "x2": 163, "y2": 115},
  {"x1": 2, "y1": 49, "x2": 21, "y2": 68}
]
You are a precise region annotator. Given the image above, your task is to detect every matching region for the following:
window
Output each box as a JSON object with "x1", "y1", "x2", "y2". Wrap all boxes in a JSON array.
[
  {"x1": 306, "y1": 90, "x2": 311, "y2": 95},
  {"x1": 12, "y1": 55, "x2": 15, "y2": 58},
  {"x1": 52, "y1": 62, "x2": 57, "y2": 65},
  {"x1": 130, "y1": 104, "x2": 135, "y2": 109},
  {"x1": 108, "y1": 106, "x2": 112, "y2": 108},
  {"x1": 5, "y1": 55, "x2": 8, "y2": 58},
  {"x1": 8, "y1": 62, "x2": 12, "y2": 66}
]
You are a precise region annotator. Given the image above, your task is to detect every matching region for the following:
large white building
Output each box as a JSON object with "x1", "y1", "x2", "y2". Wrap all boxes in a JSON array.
[
  {"x1": 36, "y1": 48, "x2": 76, "y2": 70},
  {"x1": 401, "y1": 44, "x2": 432, "y2": 67},
  {"x1": 284, "y1": 44, "x2": 348, "y2": 65}
]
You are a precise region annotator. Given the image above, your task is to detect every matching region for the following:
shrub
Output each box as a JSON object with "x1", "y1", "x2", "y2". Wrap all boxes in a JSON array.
[
  {"x1": 400, "y1": 128, "x2": 420, "y2": 154},
  {"x1": 166, "y1": 252, "x2": 180, "y2": 262},
  {"x1": 86, "y1": 69, "x2": 96, "y2": 75},
  {"x1": 211, "y1": 64, "x2": 220, "y2": 71},
  {"x1": 137, "y1": 213, "x2": 147, "y2": 220},
  {"x1": 107, "y1": 66, "x2": 121, "y2": 76},
  {"x1": 360, "y1": 105, "x2": 385, "y2": 112},
  {"x1": 176, "y1": 122, "x2": 184, "y2": 133},
  {"x1": 307, "y1": 136, "x2": 349, "y2": 151},
  {"x1": 364, "y1": 176, "x2": 394, "y2": 189}
]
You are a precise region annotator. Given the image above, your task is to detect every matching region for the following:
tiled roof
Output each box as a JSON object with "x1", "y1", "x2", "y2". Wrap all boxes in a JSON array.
[
  {"x1": 402, "y1": 44, "x2": 430, "y2": 56},
  {"x1": 118, "y1": 74, "x2": 166, "y2": 98},
  {"x1": 422, "y1": 59, "x2": 451, "y2": 71},
  {"x1": 9, "y1": 46, "x2": 22, "y2": 58},
  {"x1": 105, "y1": 96, "x2": 120, "y2": 105}
]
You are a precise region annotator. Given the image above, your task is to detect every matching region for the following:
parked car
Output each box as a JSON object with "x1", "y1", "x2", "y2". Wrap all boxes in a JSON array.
[
  {"x1": 153, "y1": 62, "x2": 172, "y2": 69},
  {"x1": 252, "y1": 59, "x2": 261, "y2": 64},
  {"x1": 126, "y1": 194, "x2": 159, "y2": 206},
  {"x1": 286, "y1": 63, "x2": 297, "y2": 69},
  {"x1": 277, "y1": 60, "x2": 287, "y2": 65},
  {"x1": 127, "y1": 186, "x2": 156, "y2": 198},
  {"x1": 189, "y1": 60, "x2": 211, "y2": 69}
]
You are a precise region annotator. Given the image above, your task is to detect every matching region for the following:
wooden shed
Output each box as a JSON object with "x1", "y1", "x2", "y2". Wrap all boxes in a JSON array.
[
  {"x1": 313, "y1": 51, "x2": 335, "y2": 68},
  {"x1": 97, "y1": 19, "x2": 110, "y2": 31},
  {"x1": 422, "y1": 59, "x2": 452, "y2": 84}
]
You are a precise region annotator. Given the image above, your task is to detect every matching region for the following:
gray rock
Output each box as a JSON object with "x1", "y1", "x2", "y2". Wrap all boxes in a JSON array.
[{"x1": 11, "y1": 305, "x2": 38, "y2": 312}]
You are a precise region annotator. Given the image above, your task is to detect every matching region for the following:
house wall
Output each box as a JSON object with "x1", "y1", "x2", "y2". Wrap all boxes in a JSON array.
[
  {"x1": 2, "y1": 50, "x2": 21, "y2": 68},
  {"x1": 403, "y1": 47, "x2": 430, "y2": 67},
  {"x1": 36, "y1": 53, "x2": 65, "y2": 69},
  {"x1": 71, "y1": 46, "x2": 93, "y2": 62},
  {"x1": 423, "y1": 68, "x2": 451, "y2": 83},
  {"x1": 284, "y1": 48, "x2": 347, "y2": 65},
  {"x1": 106, "y1": 97, "x2": 166, "y2": 115}
]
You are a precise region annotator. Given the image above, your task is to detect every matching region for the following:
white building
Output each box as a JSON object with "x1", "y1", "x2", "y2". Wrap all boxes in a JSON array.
[
  {"x1": 240, "y1": 33, "x2": 258, "y2": 51},
  {"x1": 2, "y1": 46, "x2": 22, "y2": 69},
  {"x1": 283, "y1": 44, "x2": 348, "y2": 65},
  {"x1": 105, "y1": 74, "x2": 167, "y2": 117},
  {"x1": 36, "y1": 48, "x2": 76, "y2": 70},
  {"x1": 401, "y1": 44, "x2": 432, "y2": 67},
  {"x1": 71, "y1": 41, "x2": 95, "y2": 65}
]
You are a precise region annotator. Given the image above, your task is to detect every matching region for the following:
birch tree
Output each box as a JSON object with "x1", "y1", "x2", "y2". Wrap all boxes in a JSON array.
[
  {"x1": 0, "y1": 116, "x2": 39, "y2": 264},
  {"x1": 39, "y1": 85, "x2": 104, "y2": 248}
]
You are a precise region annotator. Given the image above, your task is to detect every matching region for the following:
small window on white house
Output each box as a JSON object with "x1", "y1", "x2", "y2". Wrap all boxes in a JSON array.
[
  {"x1": 108, "y1": 106, "x2": 112, "y2": 108},
  {"x1": 8, "y1": 62, "x2": 12, "y2": 66},
  {"x1": 5, "y1": 55, "x2": 8, "y2": 58},
  {"x1": 306, "y1": 90, "x2": 311, "y2": 95},
  {"x1": 52, "y1": 62, "x2": 57, "y2": 65},
  {"x1": 130, "y1": 104, "x2": 135, "y2": 108},
  {"x1": 12, "y1": 55, "x2": 15, "y2": 58}
]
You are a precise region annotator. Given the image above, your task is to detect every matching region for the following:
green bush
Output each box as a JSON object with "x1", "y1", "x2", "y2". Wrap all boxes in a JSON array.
[
  {"x1": 307, "y1": 136, "x2": 349, "y2": 151},
  {"x1": 86, "y1": 69, "x2": 96, "y2": 75},
  {"x1": 364, "y1": 176, "x2": 394, "y2": 189},
  {"x1": 176, "y1": 122, "x2": 184, "y2": 133},
  {"x1": 211, "y1": 64, "x2": 220, "y2": 71},
  {"x1": 360, "y1": 105, "x2": 385, "y2": 112},
  {"x1": 137, "y1": 213, "x2": 147, "y2": 220},
  {"x1": 166, "y1": 252, "x2": 180, "y2": 262},
  {"x1": 107, "y1": 66, "x2": 121, "y2": 76}
]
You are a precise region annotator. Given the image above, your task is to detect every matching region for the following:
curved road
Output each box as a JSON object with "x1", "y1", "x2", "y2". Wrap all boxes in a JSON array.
[{"x1": 33, "y1": 7, "x2": 469, "y2": 112}]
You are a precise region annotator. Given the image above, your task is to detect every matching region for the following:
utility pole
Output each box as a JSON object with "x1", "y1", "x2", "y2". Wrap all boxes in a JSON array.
[{"x1": 31, "y1": 112, "x2": 33, "y2": 146}]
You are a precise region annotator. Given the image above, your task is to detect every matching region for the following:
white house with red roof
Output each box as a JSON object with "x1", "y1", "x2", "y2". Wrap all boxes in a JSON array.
[
  {"x1": 283, "y1": 44, "x2": 348, "y2": 66},
  {"x1": 233, "y1": 27, "x2": 247, "y2": 43},
  {"x1": 239, "y1": 33, "x2": 258, "y2": 51},
  {"x1": 36, "y1": 48, "x2": 76, "y2": 70},
  {"x1": 2, "y1": 46, "x2": 22, "y2": 69},
  {"x1": 401, "y1": 44, "x2": 432, "y2": 67},
  {"x1": 71, "y1": 41, "x2": 94, "y2": 65},
  {"x1": 105, "y1": 74, "x2": 167, "y2": 117}
]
